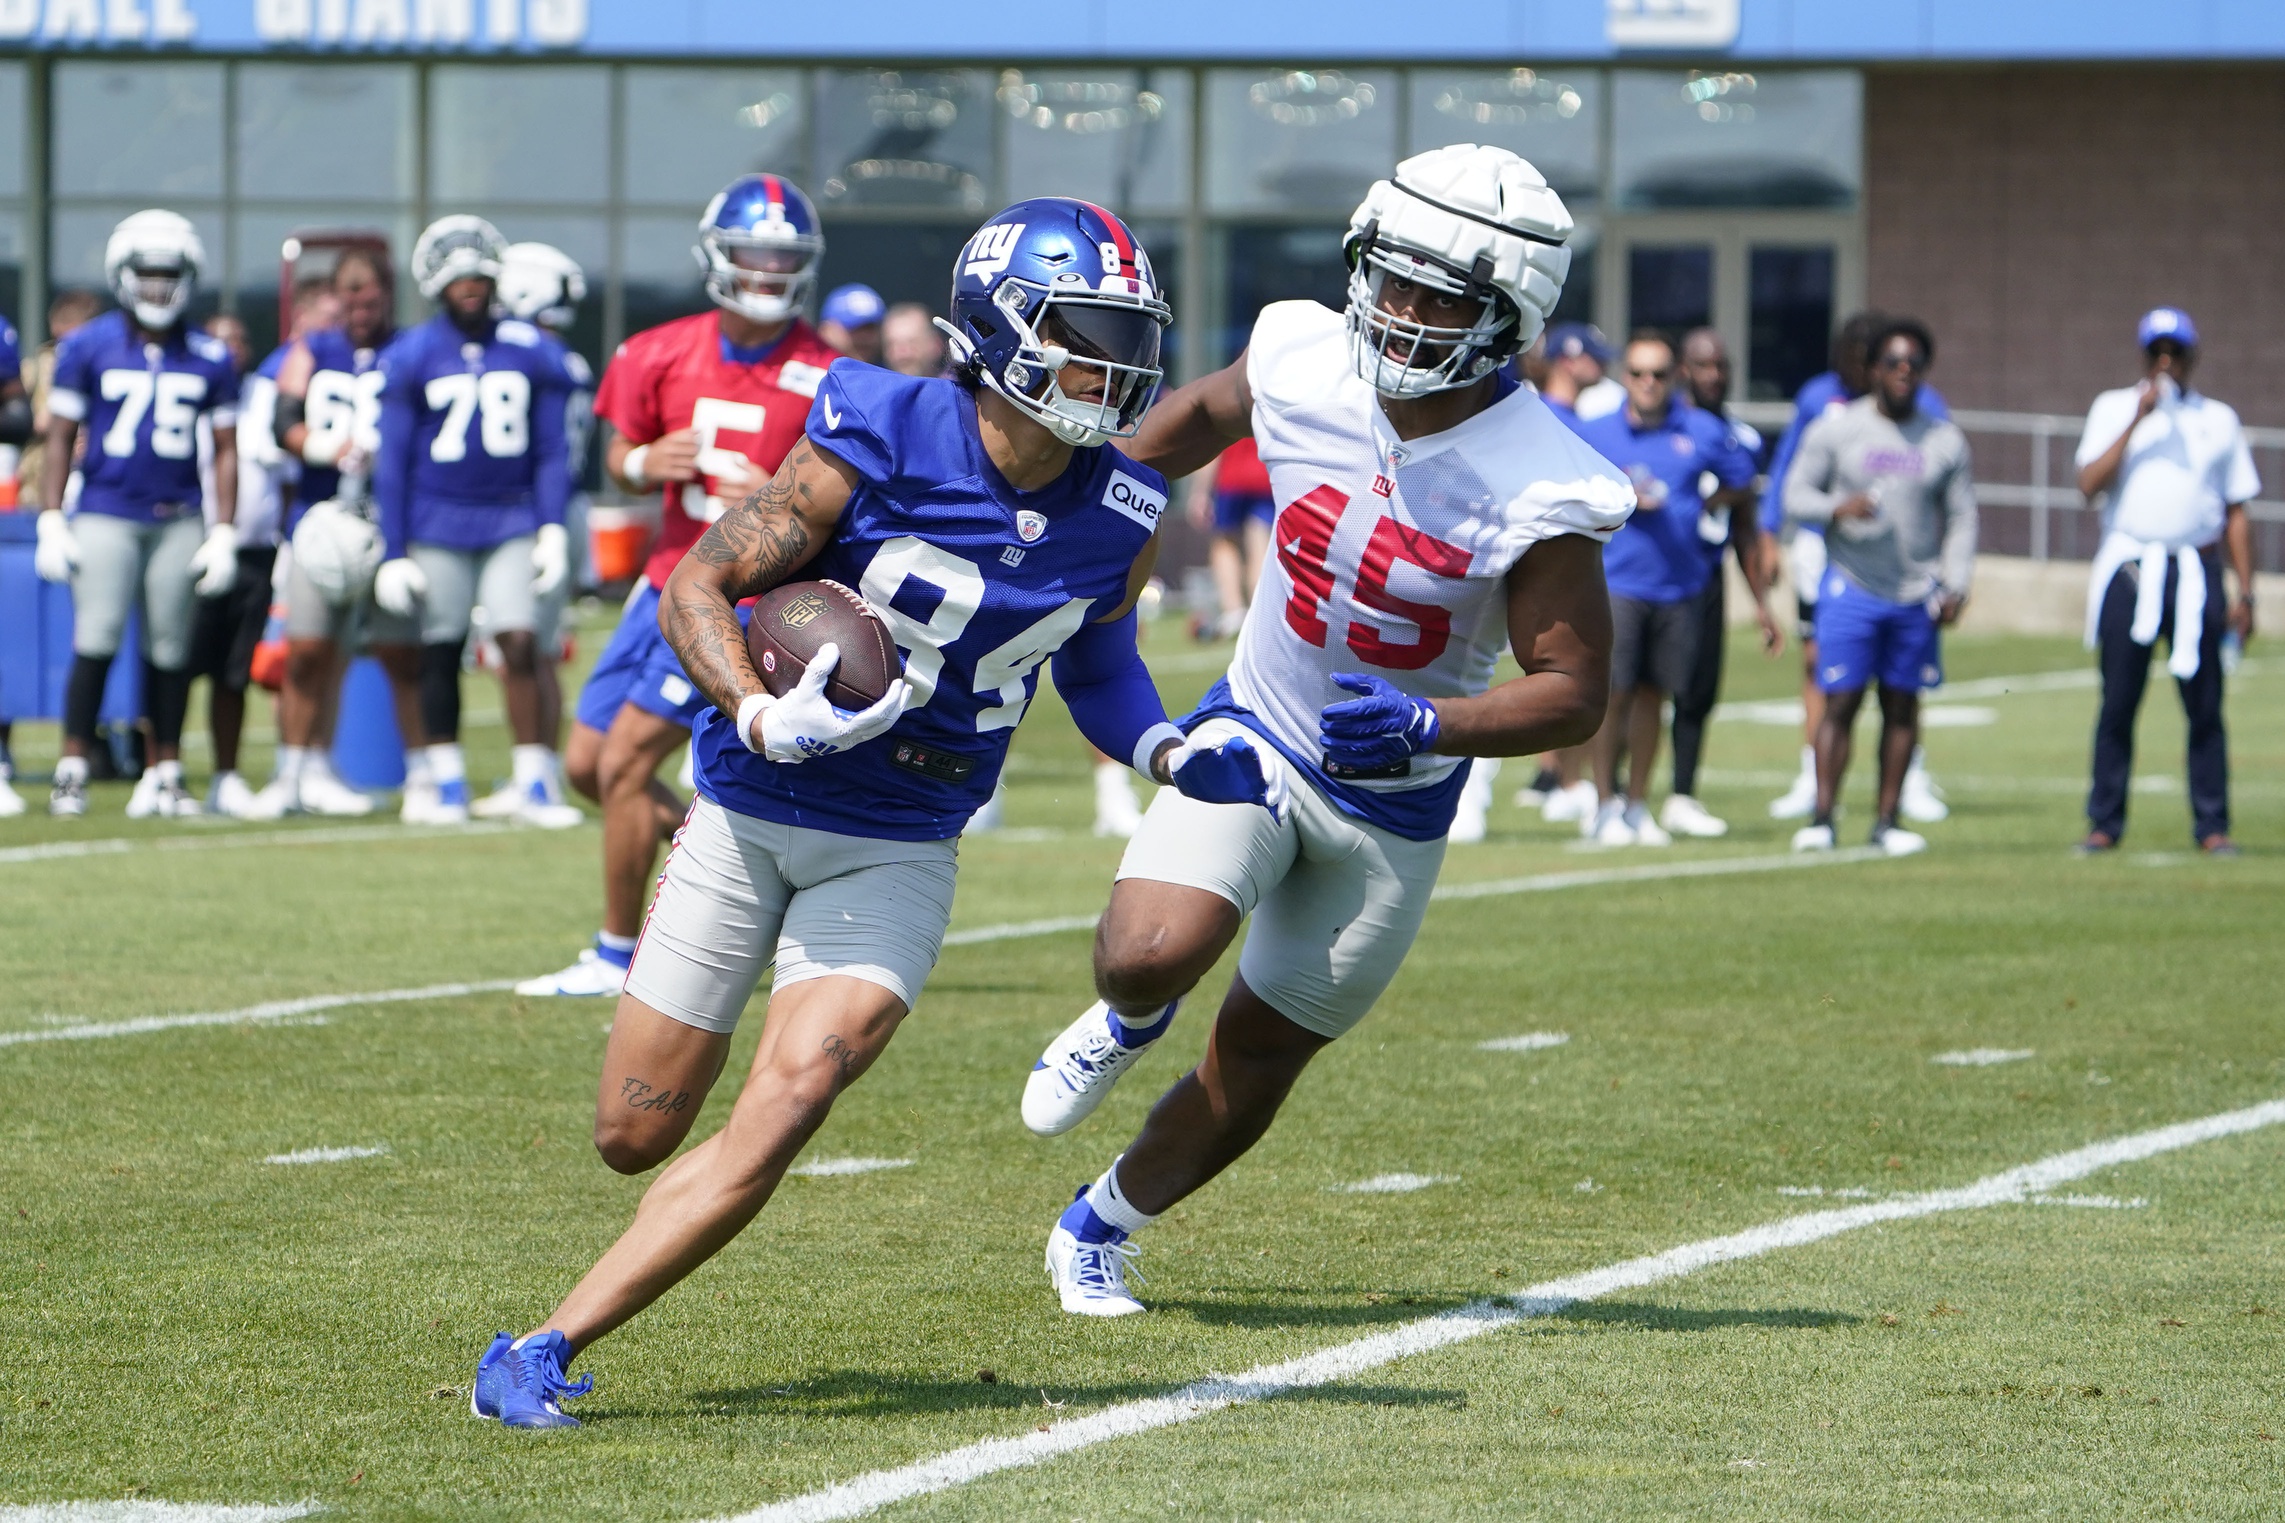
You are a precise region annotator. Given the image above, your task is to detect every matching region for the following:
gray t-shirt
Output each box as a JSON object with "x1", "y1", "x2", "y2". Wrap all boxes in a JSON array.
[{"x1": 1784, "y1": 395, "x2": 1979, "y2": 603}]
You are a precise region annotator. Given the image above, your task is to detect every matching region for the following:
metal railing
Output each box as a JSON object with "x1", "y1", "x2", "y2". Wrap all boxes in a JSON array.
[{"x1": 1727, "y1": 400, "x2": 2285, "y2": 573}]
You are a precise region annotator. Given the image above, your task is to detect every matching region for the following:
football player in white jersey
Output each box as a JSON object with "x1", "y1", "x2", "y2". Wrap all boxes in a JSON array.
[{"x1": 1022, "y1": 144, "x2": 1636, "y2": 1316}]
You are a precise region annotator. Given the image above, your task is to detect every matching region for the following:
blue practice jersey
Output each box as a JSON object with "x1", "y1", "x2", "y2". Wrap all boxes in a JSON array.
[
  {"x1": 546, "y1": 338, "x2": 595, "y2": 487},
  {"x1": 1567, "y1": 403, "x2": 1756, "y2": 603},
  {"x1": 692, "y1": 365, "x2": 1165, "y2": 841},
  {"x1": 372, "y1": 312, "x2": 572, "y2": 558},
  {"x1": 0, "y1": 313, "x2": 20, "y2": 385},
  {"x1": 1763, "y1": 372, "x2": 1949, "y2": 536},
  {"x1": 298, "y1": 325, "x2": 391, "y2": 520},
  {"x1": 50, "y1": 310, "x2": 240, "y2": 523}
]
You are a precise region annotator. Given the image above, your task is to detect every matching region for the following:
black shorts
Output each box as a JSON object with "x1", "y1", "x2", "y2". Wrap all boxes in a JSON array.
[
  {"x1": 1610, "y1": 592, "x2": 1700, "y2": 696},
  {"x1": 189, "y1": 545, "x2": 277, "y2": 690}
]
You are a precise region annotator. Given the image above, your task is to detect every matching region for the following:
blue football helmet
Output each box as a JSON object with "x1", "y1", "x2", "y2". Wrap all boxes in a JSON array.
[
  {"x1": 942, "y1": 198, "x2": 1171, "y2": 448},
  {"x1": 696, "y1": 174, "x2": 824, "y2": 325}
]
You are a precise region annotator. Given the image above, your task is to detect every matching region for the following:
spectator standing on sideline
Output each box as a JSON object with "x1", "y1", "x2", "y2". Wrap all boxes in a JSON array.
[
  {"x1": 1763, "y1": 311, "x2": 1951, "y2": 825},
  {"x1": 882, "y1": 301, "x2": 949, "y2": 378},
  {"x1": 0, "y1": 305, "x2": 30, "y2": 816},
  {"x1": 190, "y1": 311, "x2": 289, "y2": 817},
  {"x1": 2073, "y1": 308, "x2": 2257, "y2": 856},
  {"x1": 1664, "y1": 327, "x2": 1784, "y2": 838},
  {"x1": 1783, "y1": 318, "x2": 1977, "y2": 858},
  {"x1": 1537, "y1": 321, "x2": 1622, "y2": 421},
  {"x1": 16, "y1": 289, "x2": 101, "y2": 515},
  {"x1": 1186, "y1": 435, "x2": 1272, "y2": 642},
  {"x1": 1564, "y1": 332, "x2": 1757, "y2": 845},
  {"x1": 818, "y1": 283, "x2": 886, "y2": 364}
]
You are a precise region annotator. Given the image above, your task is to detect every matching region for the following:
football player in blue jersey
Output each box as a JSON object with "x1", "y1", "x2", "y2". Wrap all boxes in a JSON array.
[
  {"x1": 470, "y1": 241, "x2": 593, "y2": 827},
  {"x1": 371, "y1": 216, "x2": 578, "y2": 826},
  {"x1": 0, "y1": 305, "x2": 33, "y2": 817},
  {"x1": 469, "y1": 199, "x2": 1280, "y2": 1428},
  {"x1": 36, "y1": 211, "x2": 243, "y2": 819}
]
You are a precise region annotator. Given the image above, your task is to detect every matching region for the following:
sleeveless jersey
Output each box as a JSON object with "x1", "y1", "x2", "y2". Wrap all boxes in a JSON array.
[
  {"x1": 49, "y1": 309, "x2": 241, "y2": 523},
  {"x1": 692, "y1": 364, "x2": 1165, "y2": 842},
  {"x1": 592, "y1": 312, "x2": 841, "y2": 590},
  {"x1": 298, "y1": 324, "x2": 390, "y2": 521},
  {"x1": 1214, "y1": 300, "x2": 1634, "y2": 838}
]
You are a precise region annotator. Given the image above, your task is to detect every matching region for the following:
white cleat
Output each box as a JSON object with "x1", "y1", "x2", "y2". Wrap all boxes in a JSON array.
[
  {"x1": 1623, "y1": 800, "x2": 1671, "y2": 847},
  {"x1": 1588, "y1": 796, "x2": 1634, "y2": 846},
  {"x1": 514, "y1": 947, "x2": 628, "y2": 998},
  {"x1": 240, "y1": 779, "x2": 295, "y2": 821},
  {"x1": 1092, "y1": 763, "x2": 1143, "y2": 839},
  {"x1": 1900, "y1": 754, "x2": 1949, "y2": 823},
  {"x1": 1659, "y1": 794, "x2": 1728, "y2": 838},
  {"x1": 1769, "y1": 746, "x2": 1819, "y2": 820},
  {"x1": 468, "y1": 781, "x2": 525, "y2": 819},
  {"x1": 0, "y1": 767, "x2": 24, "y2": 818},
  {"x1": 125, "y1": 768, "x2": 163, "y2": 819},
  {"x1": 296, "y1": 767, "x2": 375, "y2": 818},
  {"x1": 1541, "y1": 778, "x2": 1597, "y2": 825},
  {"x1": 207, "y1": 771, "x2": 264, "y2": 819},
  {"x1": 403, "y1": 778, "x2": 471, "y2": 826},
  {"x1": 1791, "y1": 822, "x2": 1836, "y2": 852},
  {"x1": 1448, "y1": 795, "x2": 1488, "y2": 845},
  {"x1": 1046, "y1": 1225, "x2": 1147, "y2": 1317},
  {"x1": 1024, "y1": 999, "x2": 1172, "y2": 1137},
  {"x1": 48, "y1": 775, "x2": 88, "y2": 818},
  {"x1": 1872, "y1": 823, "x2": 1928, "y2": 857},
  {"x1": 127, "y1": 770, "x2": 201, "y2": 818},
  {"x1": 400, "y1": 777, "x2": 440, "y2": 824}
]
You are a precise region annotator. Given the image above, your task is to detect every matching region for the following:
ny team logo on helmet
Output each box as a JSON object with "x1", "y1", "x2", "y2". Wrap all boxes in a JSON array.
[
  {"x1": 1343, "y1": 143, "x2": 1574, "y2": 399},
  {"x1": 696, "y1": 174, "x2": 824, "y2": 325},
  {"x1": 943, "y1": 198, "x2": 1171, "y2": 448},
  {"x1": 105, "y1": 209, "x2": 205, "y2": 331},
  {"x1": 498, "y1": 242, "x2": 588, "y2": 331},
  {"x1": 412, "y1": 214, "x2": 507, "y2": 301}
]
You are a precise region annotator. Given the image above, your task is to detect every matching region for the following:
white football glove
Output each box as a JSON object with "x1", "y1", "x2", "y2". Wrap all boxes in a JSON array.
[
  {"x1": 189, "y1": 521, "x2": 239, "y2": 596},
  {"x1": 33, "y1": 510, "x2": 79, "y2": 584},
  {"x1": 741, "y1": 642, "x2": 911, "y2": 764},
  {"x1": 530, "y1": 522, "x2": 569, "y2": 596},
  {"x1": 373, "y1": 556, "x2": 428, "y2": 618}
]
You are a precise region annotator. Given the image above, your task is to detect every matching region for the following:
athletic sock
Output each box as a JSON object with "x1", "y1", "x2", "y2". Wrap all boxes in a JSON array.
[
  {"x1": 1797, "y1": 743, "x2": 1817, "y2": 779},
  {"x1": 54, "y1": 755, "x2": 89, "y2": 787},
  {"x1": 1108, "y1": 999, "x2": 1176, "y2": 1047},
  {"x1": 403, "y1": 746, "x2": 434, "y2": 789},
  {"x1": 1065, "y1": 1156, "x2": 1159, "y2": 1245},
  {"x1": 154, "y1": 758, "x2": 184, "y2": 787},
  {"x1": 595, "y1": 930, "x2": 638, "y2": 969},
  {"x1": 426, "y1": 743, "x2": 467, "y2": 786},
  {"x1": 512, "y1": 743, "x2": 554, "y2": 794},
  {"x1": 64, "y1": 654, "x2": 110, "y2": 747},
  {"x1": 144, "y1": 663, "x2": 192, "y2": 751},
  {"x1": 275, "y1": 745, "x2": 308, "y2": 788}
]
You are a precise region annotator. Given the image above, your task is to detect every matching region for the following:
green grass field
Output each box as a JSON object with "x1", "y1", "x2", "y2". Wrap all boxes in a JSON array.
[{"x1": 4, "y1": 612, "x2": 2283, "y2": 1520}]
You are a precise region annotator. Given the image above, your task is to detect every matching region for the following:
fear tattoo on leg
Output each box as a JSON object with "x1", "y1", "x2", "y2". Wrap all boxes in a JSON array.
[{"x1": 620, "y1": 1076, "x2": 694, "y2": 1113}]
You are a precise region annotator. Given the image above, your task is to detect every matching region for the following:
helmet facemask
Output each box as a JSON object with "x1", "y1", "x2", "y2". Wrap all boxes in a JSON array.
[
  {"x1": 985, "y1": 280, "x2": 1168, "y2": 447},
  {"x1": 118, "y1": 256, "x2": 192, "y2": 331},
  {"x1": 1344, "y1": 235, "x2": 1519, "y2": 400},
  {"x1": 699, "y1": 228, "x2": 821, "y2": 324}
]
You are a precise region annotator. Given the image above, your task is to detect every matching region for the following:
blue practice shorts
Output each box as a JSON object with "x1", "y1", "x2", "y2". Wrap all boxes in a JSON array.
[
  {"x1": 575, "y1": 581, "x2": 712, "y2": 733},
  {"x1": 1212, "y1": 491, "x2": 1275, "y2": 535},
  {"x1": 1813, "y1": 572, "x2": 1943, "y2": 694}
]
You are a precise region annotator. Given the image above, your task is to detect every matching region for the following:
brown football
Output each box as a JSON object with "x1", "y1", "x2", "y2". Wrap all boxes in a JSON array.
[{"x1": 746, "y1": 579, "x2": 902, "y2": 710}]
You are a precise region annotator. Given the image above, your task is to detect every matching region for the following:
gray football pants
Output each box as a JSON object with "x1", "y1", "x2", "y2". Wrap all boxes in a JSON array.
[{"x1": 70, "y1": 512, "x2": 204, "y2": 669}]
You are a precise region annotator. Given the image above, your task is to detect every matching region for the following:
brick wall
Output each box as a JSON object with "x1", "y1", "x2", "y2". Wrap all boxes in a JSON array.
[{"x1": 1867, "y1": 65, "x2": 2285, "y2": 427}]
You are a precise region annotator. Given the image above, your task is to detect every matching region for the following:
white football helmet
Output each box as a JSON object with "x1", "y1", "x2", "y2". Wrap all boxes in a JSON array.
[
  {"x1": 411, "y1": 215, "x2": 507, "y2": 301},
  {"x1": 291, "y1": 500, "x2": 384, "y2": 607},
  {"x1": 1343, "y1": 144, "x2": 1573, "y2": 399},
  {"x1": 497, "y1": 242, "x2": 587, "y2": 331},
  {"x1": 105, "y1": 210, "x2": 205, "y2": 331}
]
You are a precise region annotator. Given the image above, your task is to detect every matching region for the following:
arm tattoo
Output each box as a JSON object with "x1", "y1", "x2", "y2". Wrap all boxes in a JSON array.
[{"x1": 666, "y1": 438, "x2": 828, "y2": 717}]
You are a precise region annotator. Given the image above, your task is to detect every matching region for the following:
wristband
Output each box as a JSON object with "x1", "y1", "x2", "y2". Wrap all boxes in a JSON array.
[
  {"x1": 1133, "y1": 721, "x2": 1186, "y2": 780},
  {"x1": 622, "y1": 443, "x2": 651, "y2": 490},
  {"x1": 736, "y1": 691, "x2": 772, "y2": 753}
]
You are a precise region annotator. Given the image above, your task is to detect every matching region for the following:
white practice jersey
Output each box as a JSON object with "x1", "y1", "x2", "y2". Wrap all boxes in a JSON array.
[{"x1": 1220, "y1": 301, "x2": 1633, "y2": 832}]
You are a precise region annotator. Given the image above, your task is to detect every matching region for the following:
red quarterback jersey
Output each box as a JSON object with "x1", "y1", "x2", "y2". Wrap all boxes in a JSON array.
[{"x1": 594, "y1": 312, "x2": 843, "y2": 589}]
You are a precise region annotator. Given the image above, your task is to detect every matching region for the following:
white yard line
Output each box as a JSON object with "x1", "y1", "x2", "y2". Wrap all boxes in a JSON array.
[
  {"x1": 1332, "y1": 1173, "x2": 1456, "y2": 1194},
  {"x1": 0, "y1": 821, "x2": 516, "y2": 865},
  {"x1": 713, "y1": 1096, "x2": 2285, "y2": 1523},
  {"x1": 1479, "y1": 1032, "x2": 1570, "y2": 1053},
  {"x1": 263, "y1": 1145, "x2": 389, "y2": 1166},
  {"x1": 0, "y1": 1505, "x2": 320, "y2": 1523},
  {"x1": 789, "y1": 1157, "x2": 914, "y2": 1177},
  {"x1": 0, "y1": 981, "x2": 517, "y2": 1048}
]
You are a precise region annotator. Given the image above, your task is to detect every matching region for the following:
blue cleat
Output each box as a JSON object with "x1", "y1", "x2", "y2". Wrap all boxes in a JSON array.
[{"x1": 472, "y1": 1329, "x2": 594, "y2": 1429}]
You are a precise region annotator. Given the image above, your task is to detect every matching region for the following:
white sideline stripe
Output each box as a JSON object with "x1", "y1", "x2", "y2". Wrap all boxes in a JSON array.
[
  {"x1": 0, "y1": 1505, "x2": 320, "y2": 1522},
  {"x1": 1333, "y1": 1173, "x2": 1456, "y2": 1194},
  {"x1": 711, "y1": 1096, "x2": 2285, "y2": 1523},
  {"x1": 789, "y1": 1156, "x2": 913, "y2": 1177},
  {"x1": 0, "y1": 981, "x2": 518, "y2": 1048},
  {"x1": 1479, "y1": 1032, "x2": 1569, "y2": 1053},
  {"x1": 1932, "y1": 1048, "x2": 2035, "y2": 1067},
  {"x1": 0, "y1": 821, "x2": 514, "y2": 865},
  {"x1": 940, "y1": 914, "x2": 1102, "y2": 947},
  {"x1": 263, "y1": 1144, "x2": 389, "y2": 1166}
]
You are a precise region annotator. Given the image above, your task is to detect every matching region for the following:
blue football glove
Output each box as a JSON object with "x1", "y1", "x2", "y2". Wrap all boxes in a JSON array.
[
  {"x1": 1165, "y1": 733, "x2": 1289, "y2": 819},
  {"x1": 1318, "y1": 672, "x2": 1441, "y2": 776}
]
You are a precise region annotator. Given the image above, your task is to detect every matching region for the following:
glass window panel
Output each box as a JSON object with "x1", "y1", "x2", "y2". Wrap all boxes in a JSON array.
[
  {"x1": 52, "y1": 203, "x2": 226, "y2": 308},
  {"x1": 54, "y1": 62, "x2": 226, "y2": 200},
  {"x1": 622, "y1": 67, "x2": 806, "y2": 210},
  {"x1": 1747, "y1": 244, "x2": 1834, "y2": 401},
  {"x1": 1206, "y1": 68, "x2": 1397, "y2": 215},
  {"x1": 228, "y1": 207, "x2": 414, "y2": 362},
  {"x1": 1613, "y1": 69, "x2": 1861, "y2": 211},
  {"x1": 1549, "y1": 219, "x2": 1596, "y2": 328},
  {"x1": 622, "y1": 212, "x2": 712, "y2": 340},
  {"x1": 814, "y1": 69, "x2": 994, "y2": 215},
  {"x1": 429, "y1": 65, "x2": 610, "y2": 206},
  {"x1": 0, "y1": 63, "x2": 25, "y2": 200},
  {"x1": 813, "y1": 220, "x2": 974, "y2": 315},
  {"x1": 1408, "y1": 69, "x2": 1601, "y2": 207},
  {"x1": 1627, "y1": 243, "x2": 1712, "y2": 333},
  {"x1": 235, "y1": 64, "x2": 414, "y2": 204},
  {"x1": 1221, "y1": 222, "x2": 1349, "y2": 365},
  {"x1": 0, "y1": 208, "x2": 22, "y2": 329},
  {"x1": 998, "y1": 68, "x2": 1190, "y2": 214}
]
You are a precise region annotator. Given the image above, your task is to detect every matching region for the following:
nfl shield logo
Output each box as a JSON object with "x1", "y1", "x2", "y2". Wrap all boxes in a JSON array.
[{"x1": 1016, "y1": 510, "x2": 1048, "y2": 544}]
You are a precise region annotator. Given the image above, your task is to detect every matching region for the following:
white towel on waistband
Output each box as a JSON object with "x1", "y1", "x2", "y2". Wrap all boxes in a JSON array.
[{"x1": 2086, "y1": 528, "x2": 2207, "y2": 680}]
